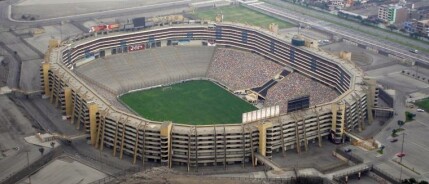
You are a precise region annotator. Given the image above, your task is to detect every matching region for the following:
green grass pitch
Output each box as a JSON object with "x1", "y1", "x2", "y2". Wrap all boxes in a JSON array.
[
  {"x1": 119, "y1": 80, "x2": 257, "y2": 125},
  {"x1": 193, "y1": 6, "x2": 294, "y2": 29},
  {"x1": 415, "y1": 98, "x2": 429, "y2": 112}
]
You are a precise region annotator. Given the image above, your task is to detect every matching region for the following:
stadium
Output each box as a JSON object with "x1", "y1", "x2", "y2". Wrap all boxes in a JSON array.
[{"x1": 40, "y1": 20, "x2": 374, "y2": 170}]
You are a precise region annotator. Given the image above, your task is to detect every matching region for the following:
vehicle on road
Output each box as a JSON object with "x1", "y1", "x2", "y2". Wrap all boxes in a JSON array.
[
  {"x1": 417, "y1": 109, "x2": 425, "y2": 112},
  {"x1": 409, "y1": 49, "x2": 419, "y2": 54},
  {"x1": 390, "y1": 138, "x2": 398, "y2": 143},
  {"x1": 396, "y1": 152, "x2": 406, "y2": 158}
]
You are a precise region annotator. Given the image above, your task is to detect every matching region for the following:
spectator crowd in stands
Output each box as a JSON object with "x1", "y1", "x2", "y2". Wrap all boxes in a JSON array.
[
  {"x1": 207, "y1": 48, "x2": 283, "y2": 90},
  {"x1": 265, "y1": 73, "x2": 338, "y2": 113}
]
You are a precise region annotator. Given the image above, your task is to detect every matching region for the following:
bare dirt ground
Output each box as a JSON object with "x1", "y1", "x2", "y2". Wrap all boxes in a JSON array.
[
  {"x1": 113, "y1": 167, "x2": 277, "y2": 184},
  {"x1": 11, "y1": 0, "x2": 207, "y2": 20}
]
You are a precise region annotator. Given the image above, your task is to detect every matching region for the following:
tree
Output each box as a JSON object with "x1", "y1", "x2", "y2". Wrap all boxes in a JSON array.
[
  {"x1": 50, "y1": 142, "x2": 55, "y2": 148},
  {"x1": 357, "y1": 16, "x2": 363, "y2": 21},
  {"x1": 397, "y1": 120, "x2": 405, "y2": 127},
  {"x1": 392, "y1": 129, "x2": 398, "y2": 137},
  {"x1": 38, "y1": 147, "x2": 45, "y2": 156},
  {"x1": 402, "y1": 178, "x2": 428, "y2": 184},
  {"x1": 388, "y1": 24, "x2": 397, "y2": 31}
]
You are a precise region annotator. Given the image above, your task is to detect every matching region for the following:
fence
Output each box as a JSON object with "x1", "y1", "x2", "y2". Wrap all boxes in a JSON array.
[
  {"x1": 88, "y1": 166, "x2": 144, "y2": 184},
  {"x1": 372, "y1": 166, "x2": 401, "y2": 184},
  {"x1": 335, "y1": 147, "x2": 364, "y2": 164},
  {"x1": 332, "y1": 165, "x2": 371, "y2": 183},
  {"x1": 202, "y1": 176, "x2": 333, "y2": 184},
  {"x1": 90, "y1": 172, "x2": 333, "y2": 184},
  {"x1": 378, "y1": 88, "x2": 394, "y2": 108},
  {"x1": 0, "y1": 146, "x2": 65, "y2": 184}
]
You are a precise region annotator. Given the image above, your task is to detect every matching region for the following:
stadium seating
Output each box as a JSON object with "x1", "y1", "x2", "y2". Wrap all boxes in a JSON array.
[
  {"x1": 265, "y1": 73, "x2": 338, "y2": 113},
  {"x1": 207, "y1": 48, "x2": 283, "y2": 90}
]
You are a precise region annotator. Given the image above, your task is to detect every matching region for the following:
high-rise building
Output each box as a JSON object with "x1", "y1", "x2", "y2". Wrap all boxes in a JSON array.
[
  {"x1": 416, "y1": 19, "x2": 429, "y2": 37},
  {"x1": 378, "y1": 4, "x2": 408, "y2": 24}
]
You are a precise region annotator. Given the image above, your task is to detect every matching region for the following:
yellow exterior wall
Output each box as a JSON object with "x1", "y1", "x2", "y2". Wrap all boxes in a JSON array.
[
  {"x1": 88, "y1": 102, "x2": 99, "y2": 145},
  {"x1": 42, "y1": 63, "x2": 50, "y2": 96},
  {"x1": 64, "y1": 87, "x2": 72, "y2": 116},
  {"x1": 258, "y1": 123, "x2": 272, "y2": 156}
]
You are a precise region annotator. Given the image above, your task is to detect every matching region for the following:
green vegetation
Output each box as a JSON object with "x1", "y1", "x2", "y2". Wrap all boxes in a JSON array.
[
  {"x1": 193, "y1": 6, "x2": 294, "y2": 29},
  {"x1": 392, "y1": 129, "x2": 398, "y2": 137},
  {"x1": 405, "y1": 111, "x2": 416, "y2": 122},
  {"x1": 120, "y1": 80, "x2": 257, "y2": 125},
  {"x1": 396, "y1": 128, "x2": 405, "y2": 133},
  {"x1": 415, "y1": 98, "x2": 429, "y2": 112},
  {"x1": 402, "y1": 178, "x2": 428, "y2": 184}
]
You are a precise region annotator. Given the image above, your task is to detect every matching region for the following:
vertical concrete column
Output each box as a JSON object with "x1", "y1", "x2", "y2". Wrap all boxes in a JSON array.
[
  {"x1": 88, "y1": 102, "x2": 99, "y2": 145},
  {"x1": 314, "y1": 109, "x2": 322, "y2": 147},
  {"x1": 49, "y1": 71, "x2": 58, "y2": 103},
  {"x1": 64, "y1": 87, "x2": 73, "y2": 117},
  {"x1": 241, "y1": 125, "x2": 245, "y2": 168},
  {"x1": 331, "y1": 103, "x2": 338, "y2": 133},
  {"x1": 133, "y1": 122, "x2": 143, "y2": 165},
  {"x1": 160, "y1": 122, "x2": 172, "y2": 168},
  {"x1": 258, "y1": 122, "x2": 272, "y2": 157},
  {"x1": 41, "y1": 63, "x2": 51, "y2": 97},
  {"x1": 364, "y1": 78, "x2": 376, "y2": 124},
  {"x1": 119, "y1": 119, "x2": 128, "y2": 160},
  {"x1": 112, "y1": 116, "x2": 121, "y2": 157},
  {"x1": 141, "y1": 122, "x2": 147, "y2": 167},
  {"x1": 292, "y1": 115, "x2": 301, "y2": 154},
  {"x1": 340, "y1": 103, "x2": 346, "y2": 138},
  {"x1": 96, "y1": 112, "x2": 107, "y2": 150},
  {"x1": 213, "y1": 126, "x2": 217, "y2": 166}
]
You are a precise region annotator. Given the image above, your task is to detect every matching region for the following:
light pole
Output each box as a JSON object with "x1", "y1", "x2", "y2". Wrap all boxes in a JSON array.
[
  {"x1": 24, "y1": 147, "x2": 32, "y2": 184},
  {"x1": 345, "y1": 148, "x2": 352, "y2": 165},
  {"x1": 399, "y1": 132, "x2": 405, "y2": 181}
]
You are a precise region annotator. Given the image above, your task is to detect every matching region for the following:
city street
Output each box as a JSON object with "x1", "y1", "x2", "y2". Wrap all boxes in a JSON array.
[
  {"x1": 247, "y1": 1, "x2": 429, "y2": 66},
  {"x1": 263, "y1": 0, "x2": 429, "y2": 53}
]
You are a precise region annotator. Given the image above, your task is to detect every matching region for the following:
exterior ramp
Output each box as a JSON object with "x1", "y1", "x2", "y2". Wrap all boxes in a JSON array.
[{"x1": 254, "y1": 152, "x2": 283, "y2": 171}]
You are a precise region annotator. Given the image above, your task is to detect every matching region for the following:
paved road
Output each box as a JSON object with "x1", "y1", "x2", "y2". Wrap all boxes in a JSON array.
[
  {"x1": 0, "y1": 0, "x2": 191, "y2": 28},
  {"x1": 247, "y1": 1, "x2": 429, "y2": 66},
  {"x1": 263, "y1": 0, "x2": 429, "y2": 53}
]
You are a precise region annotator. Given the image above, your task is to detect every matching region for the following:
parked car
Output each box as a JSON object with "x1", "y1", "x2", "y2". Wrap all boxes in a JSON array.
[
  {"x1": 396, "y1": 152, "x2": 405, "y2": 158},
  {"x1": 417, "y1": 109, "x2": 425, "y2": 112},
  {"x1": 409, "y1": 49, "x2": 419, "y2": 54},
  {"x1": 390, "y1": 138, "x2": 398, "y2": 143}
]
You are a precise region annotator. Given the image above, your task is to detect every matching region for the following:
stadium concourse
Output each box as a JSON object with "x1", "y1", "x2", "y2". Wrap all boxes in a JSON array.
[{"x1": 41, "y1": 21, "x2": 371, "y2": 170}]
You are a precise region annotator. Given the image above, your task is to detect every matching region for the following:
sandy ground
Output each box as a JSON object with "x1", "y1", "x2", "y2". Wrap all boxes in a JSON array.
[
  {"x1": 11, "y1": 0, "x2": 209, "y2": 20},
  {"x1": 20, "y1": 59, "x2": 42, "y2": 91},
  {"x1": 0, "y1": 95, "x2": 43, "y2": 181},
  {"x1": 18, "y1": 156, "x2": 107, "y2": 184},
  {"x1": 114, "y1": 167, "x2": 282, "y2": 184}
]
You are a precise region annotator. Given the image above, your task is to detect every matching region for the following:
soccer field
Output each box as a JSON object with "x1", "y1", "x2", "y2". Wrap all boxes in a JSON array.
[
  {"x1": 193, "y1": 6, "x2": 294, "y2": 29},
  {"x1": 119, "y1": 80, "x2": 257, "y2": 125}
]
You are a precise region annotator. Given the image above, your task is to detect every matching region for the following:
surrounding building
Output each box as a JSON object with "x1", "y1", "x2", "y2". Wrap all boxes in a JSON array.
[
  {"x1": 403, "y1": 20, "x2": 416, "y2": 33},
  {"x1": 415, "y1": 19, "x2": 429, "y2": 37},
  {"x1": 378, "y1": 4, "x2": 408, "y2": 24}
]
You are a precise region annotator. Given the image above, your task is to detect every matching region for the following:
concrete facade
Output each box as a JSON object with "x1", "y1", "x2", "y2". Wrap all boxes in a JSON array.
[
  {"x1": 40, "y1": 21, "x2": 370, "y2": 168},
  {"x1": 378, "y1": 4, "x2": 408, "y2": 25}
]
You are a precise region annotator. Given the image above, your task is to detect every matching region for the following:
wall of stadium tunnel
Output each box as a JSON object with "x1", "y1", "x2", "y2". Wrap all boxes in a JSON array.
[{"x1": 41, "y1": 21, "x2": 371, "y2": 168}]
